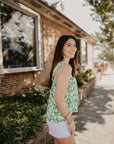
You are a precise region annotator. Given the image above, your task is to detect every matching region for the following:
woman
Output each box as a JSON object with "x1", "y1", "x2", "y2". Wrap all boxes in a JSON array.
[{"x1": 46, "y1": 35, "x2": 78, "y2": 144}]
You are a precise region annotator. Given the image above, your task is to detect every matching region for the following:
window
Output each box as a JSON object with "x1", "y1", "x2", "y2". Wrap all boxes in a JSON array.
[
  {"x1": 81, "y1": 39, "x2": 87, "y2": 65},
  {"x1": 0, "y1": 1, "x2": 44, "y2": 74},
  {"x1": 76, "y1": 37, "x2": 87, "y2": 66},
  {"x1": 76, "y1": 38, "x2": 81, "y2": 64}
]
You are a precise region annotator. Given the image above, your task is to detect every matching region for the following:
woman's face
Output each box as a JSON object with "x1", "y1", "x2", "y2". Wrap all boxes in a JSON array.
[{"x1": 62, "y1": 38, "x2": 77, "y2": 60}]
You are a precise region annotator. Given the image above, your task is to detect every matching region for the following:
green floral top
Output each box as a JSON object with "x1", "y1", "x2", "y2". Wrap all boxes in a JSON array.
[{"x1": 46, "y1": 62, "x2": 78, "y2": 122}]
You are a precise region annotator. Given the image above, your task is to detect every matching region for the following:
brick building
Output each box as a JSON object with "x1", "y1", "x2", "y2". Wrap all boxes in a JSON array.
[{"x1": 0, "y1": 0, "x2": 96, "y2": 97}]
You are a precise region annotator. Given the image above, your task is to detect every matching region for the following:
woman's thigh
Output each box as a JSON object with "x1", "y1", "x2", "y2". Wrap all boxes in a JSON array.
[
  {"x1": 54, "y1": 138, "x2": 59, "y2": 144},
  {"x1": 55, "y1": 135, "x2": 76, "y2": 144}
]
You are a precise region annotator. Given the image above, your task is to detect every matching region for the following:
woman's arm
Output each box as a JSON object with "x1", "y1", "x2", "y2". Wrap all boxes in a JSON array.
[
  {"x1": 54, "y1": 64, "x2": 72, "y2": 119},
  {"x1": 54, "y1": 64, "x2": 75, "y2": 135}
]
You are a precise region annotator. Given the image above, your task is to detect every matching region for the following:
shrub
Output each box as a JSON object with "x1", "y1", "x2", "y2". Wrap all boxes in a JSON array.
[
  {"x1": 76, "y1": 68, "x2": 95, "y2": 86},
  {"x1": 0, "y1": 85, "x2": 50, "y2": 144},
  {"x1": 22, "y1": 85, "x2": 50, "y2": 105},
  {"x1": 82, "y1": 72, "x2": 89, "y2": 82},
  {"x1": 75, "y1": 73, "x2": 85, "y2": 86},
  {"x1": 85, "y1": 69, "x2": 95, "y2": 77},
  {"x1": 77, "y1": 66, "x2": 85, "y2": 74}
]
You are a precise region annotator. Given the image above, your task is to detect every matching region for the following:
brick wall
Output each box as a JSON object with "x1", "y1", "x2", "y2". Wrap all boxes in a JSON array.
[
  {"x1": 0, "y1": 73, "x2": 35, "y2": 97},
  {"x1": 41, "y1": 16, "x2": 75, "y2": 85},
  {"x1": 0, "y1": 15, "x2": 75, "y2": 97}
]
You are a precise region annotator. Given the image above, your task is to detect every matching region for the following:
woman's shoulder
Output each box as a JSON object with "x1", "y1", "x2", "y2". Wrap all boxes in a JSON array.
[{"x1": 58, "y1": 62, "x2": 72, "y2": 76}]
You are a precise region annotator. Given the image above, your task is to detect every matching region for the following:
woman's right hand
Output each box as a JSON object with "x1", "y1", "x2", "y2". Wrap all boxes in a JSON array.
[{"x1": 68, "y1": 120, "x2": 75, "y2": 135}]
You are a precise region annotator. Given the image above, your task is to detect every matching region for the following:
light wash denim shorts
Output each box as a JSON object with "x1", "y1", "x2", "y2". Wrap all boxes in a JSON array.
[{"x1": 46, "y1": 119, "x2": 71, "y2": 138}]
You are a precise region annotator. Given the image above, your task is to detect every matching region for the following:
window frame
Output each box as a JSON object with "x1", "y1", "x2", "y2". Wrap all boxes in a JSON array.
[
  {"x1": 0, "y1": 0, "x2": 44, "y2": 74},
  {"x1": 76, "y1": 37, "x2": 88, "y2": 66},
  {"x1": 76, "y1": 36, "x2": 81, "y2": 65},
  {"x1": 80, "y1": 38, "x2": 88, "y2": 66}
]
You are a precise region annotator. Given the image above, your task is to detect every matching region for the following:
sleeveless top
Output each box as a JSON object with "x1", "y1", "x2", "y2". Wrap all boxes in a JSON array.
[{"x1": 46, "y1": 62, "x2": 78, "y2": 123}]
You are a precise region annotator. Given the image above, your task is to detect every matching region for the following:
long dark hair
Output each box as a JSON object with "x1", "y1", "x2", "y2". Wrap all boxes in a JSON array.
[{"x1": 48, "y1": 35, "x2": 78, "y2": 88}]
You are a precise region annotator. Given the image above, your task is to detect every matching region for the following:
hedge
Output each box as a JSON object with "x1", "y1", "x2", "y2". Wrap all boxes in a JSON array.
[{"x1": 0, "y1": 85, "x2": 50, "y2": 144}]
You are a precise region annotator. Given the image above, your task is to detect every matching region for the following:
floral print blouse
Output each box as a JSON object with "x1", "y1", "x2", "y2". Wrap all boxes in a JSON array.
[{"x1": 46, "y1": 62, "x2": 78, "y2": 122}]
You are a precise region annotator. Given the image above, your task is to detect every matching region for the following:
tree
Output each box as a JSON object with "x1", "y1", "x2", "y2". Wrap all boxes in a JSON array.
[{"x1": 84, "y1": 0, "x2": 114, "y2": 66}]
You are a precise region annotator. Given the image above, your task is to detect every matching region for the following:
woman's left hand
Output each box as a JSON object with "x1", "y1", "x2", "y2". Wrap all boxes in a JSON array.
[{"x1": 68, "y1": 120, "x2": 75, "y2": 135}]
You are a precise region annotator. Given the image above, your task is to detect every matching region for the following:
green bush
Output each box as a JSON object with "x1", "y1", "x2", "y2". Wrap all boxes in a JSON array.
[
  {"x1": 22, "y1": 85, "x2": 50, "y2": 105},
  {"x1": 0, "y1": 85, "x2": 50, "y2": 144},
  {"x1": 76, "y1": 68, "x2": 95, "y2": 86},
  {"x1": 77, "y1": 66, "x2": 85, "y2": 74},
  {"x1": 76, "y1": 73, "x2": 85, "y2": 86},
  {"x1": 85, "y1": 69, "x2": 95, "y2": 77},
  {"x1": 82, "y1": 72, "x2": 89, "y2": 82}
]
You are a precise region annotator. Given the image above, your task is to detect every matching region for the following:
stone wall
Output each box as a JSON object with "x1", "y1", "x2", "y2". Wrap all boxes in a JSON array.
[{"x1": 78, "y1": 76, "x2": 96, "y2": 106}]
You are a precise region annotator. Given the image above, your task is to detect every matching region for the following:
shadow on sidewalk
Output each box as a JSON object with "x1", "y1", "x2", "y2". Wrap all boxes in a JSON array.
[{"x1": 74, "y1": 86, "x2": 114, "y2": 133}]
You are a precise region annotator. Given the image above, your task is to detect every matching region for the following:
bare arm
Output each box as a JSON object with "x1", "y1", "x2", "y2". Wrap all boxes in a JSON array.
[
  {"x1": 54, "y1": 64, "x2": 75, "y2": 135},
  {"x1": 54, "y1": 64, "x2": 72, "y2": 118}
]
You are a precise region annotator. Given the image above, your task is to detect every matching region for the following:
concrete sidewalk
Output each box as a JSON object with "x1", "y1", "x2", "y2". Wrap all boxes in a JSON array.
[{"x1": 74, "y1": 68, "x2": 114, "y2": 144}]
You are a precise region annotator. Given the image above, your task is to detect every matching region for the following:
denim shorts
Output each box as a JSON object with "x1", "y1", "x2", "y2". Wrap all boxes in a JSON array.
[{"x1": 46, "y1": 119, "x2": 71, "y2": 138}]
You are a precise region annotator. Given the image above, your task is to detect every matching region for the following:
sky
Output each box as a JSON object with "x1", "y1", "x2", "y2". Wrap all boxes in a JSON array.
[{"x1": 45, "y1": 0, "x2": 101, "y2": 35}]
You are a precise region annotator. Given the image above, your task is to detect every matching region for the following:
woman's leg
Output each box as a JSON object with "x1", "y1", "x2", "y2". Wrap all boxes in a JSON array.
[
  {"x1": 54, "y1": 135, "x2": 76, "y2": 144},
  {"x1": 54, "y1": 138, "x2": 59, "y2": 144}
]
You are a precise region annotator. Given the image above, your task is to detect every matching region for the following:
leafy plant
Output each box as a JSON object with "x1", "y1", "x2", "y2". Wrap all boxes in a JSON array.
[
  {"x1": 76, "y1": 73, "x2": 85, "y2": 86},
  {"x1": 77, "y1": 66, "x2": 85, "y2": 74},
  {"x1": 0, "y1": 85, "x2": 50, "y2": 144},
  {"x1": 85, "y1": 69, "x2": 95, "y2": 77},
  {"x1": 82, "y1": 72, "x2": 89, "y2": 82},
  {"x1": 22, "y1": 85, "x2": 50, "y2": 105},
  {"x1": 76, "y1": 68, "x2": 95, "y2": 86}
]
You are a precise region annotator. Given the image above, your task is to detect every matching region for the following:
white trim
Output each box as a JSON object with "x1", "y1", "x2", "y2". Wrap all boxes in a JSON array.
[
  {"x1": 38, "y1": 17, "x2": 42, "y2": 69},
  {"x1": 80, "y1": 38, "x2": 88, "y2": 66},
  {"x1": 0, "y1": 0, "x2": 44, "y2": 74},
  {"x1": 3, "y1": 67, "x2": 44, "y2": 74},
  {"x1": 38, "y1": 19, "x2": 44, "y2": 69}
]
